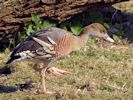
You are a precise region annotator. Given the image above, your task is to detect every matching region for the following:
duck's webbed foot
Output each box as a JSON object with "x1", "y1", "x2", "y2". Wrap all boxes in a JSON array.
[{"x1": 47, "y1": 67, "x2": 71, "y2": 76}]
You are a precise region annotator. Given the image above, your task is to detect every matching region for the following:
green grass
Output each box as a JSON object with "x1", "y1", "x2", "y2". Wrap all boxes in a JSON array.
[{"x1": 0, "y1": 44, "x2": 133, "y2": 100}]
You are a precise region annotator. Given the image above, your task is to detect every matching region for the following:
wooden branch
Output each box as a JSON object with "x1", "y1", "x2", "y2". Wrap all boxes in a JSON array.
[{"x1": 0, "y1": 0, "x2": 128, "y2": 43}]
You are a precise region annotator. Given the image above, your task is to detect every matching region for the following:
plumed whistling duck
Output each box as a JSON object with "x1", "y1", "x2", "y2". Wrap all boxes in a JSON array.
[{"x1": 6, "y1": 23, "x2": 114, "y2": 94}]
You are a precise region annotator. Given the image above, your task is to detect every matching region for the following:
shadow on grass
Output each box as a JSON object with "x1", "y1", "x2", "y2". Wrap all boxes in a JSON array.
[
  {"x1": 0, "y1": 85, "x2": 17, "y2": 93},
  {"x1": 0, "y1": 80, "x2": 35, "y2": 93},
  {"x1": 0, "y1": 66, "x2": 12, "y2": 75}
]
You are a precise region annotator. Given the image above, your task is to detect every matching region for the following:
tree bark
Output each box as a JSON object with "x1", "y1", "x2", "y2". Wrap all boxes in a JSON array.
[{"x1": 0, "y1": 0, "x2": 128, "y2": 42}]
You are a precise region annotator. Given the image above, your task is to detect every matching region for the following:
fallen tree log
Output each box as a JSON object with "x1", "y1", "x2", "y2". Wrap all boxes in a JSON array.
[{"x1": 0, "y1": 0, "x2": 128, "y2": 43}]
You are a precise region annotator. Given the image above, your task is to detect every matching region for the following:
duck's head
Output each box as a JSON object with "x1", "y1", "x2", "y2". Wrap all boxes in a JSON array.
[{"x1": 83, "y1": 23, "x2": 114, "y2": 43}]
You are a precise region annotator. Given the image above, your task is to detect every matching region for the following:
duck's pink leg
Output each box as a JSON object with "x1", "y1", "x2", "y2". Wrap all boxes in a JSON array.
[
  {"x1": 33, "y1": 65, "x2": 70, "y2": 77},
  {"x1": 47, "y1": 67, "x2": 71, "y2": 76},
  {"x1": 40, "y1": 67, "x2": 46, "y2": 93},
  {"x1": 33, "y1": 66, "x2": 54, "y2": 94}
]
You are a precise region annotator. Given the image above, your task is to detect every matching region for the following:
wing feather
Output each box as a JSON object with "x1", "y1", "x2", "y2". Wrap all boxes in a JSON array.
[{"x1": 6, "y1": 27, "x2": 71, "y2": 64}]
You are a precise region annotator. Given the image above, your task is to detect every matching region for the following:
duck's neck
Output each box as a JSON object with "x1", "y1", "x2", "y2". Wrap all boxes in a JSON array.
[
  {"x1": 72, "y1": 30, "x2": 89, "y2": 51},
  {"x1": 79, "y1": 31, "x2": 89, "y2": 46}
]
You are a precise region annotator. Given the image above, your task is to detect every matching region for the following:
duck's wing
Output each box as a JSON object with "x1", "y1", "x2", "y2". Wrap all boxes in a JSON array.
[{"x1": 6, "y1": 27, "x2": 73, "y2": 64}]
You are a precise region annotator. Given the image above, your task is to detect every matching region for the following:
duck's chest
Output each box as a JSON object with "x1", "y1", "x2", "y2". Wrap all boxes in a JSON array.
[{"x1": 53, "y1": 34, "x2": 73, "y2": 58}]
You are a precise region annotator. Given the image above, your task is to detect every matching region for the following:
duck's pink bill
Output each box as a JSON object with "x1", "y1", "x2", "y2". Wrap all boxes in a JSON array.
[{"x1": 105, "y1": 37, "x2": 114, "y2": 43}]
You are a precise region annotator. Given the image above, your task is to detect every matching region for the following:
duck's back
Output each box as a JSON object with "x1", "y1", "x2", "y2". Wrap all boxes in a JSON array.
[{"x1": 6, "y1": 27, "x2": 74, "y2": 64}]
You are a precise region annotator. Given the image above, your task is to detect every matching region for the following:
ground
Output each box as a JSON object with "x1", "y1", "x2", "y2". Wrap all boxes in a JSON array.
[{"x1": 0, "y1": 42, "x2": 133, "y2": 100}]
